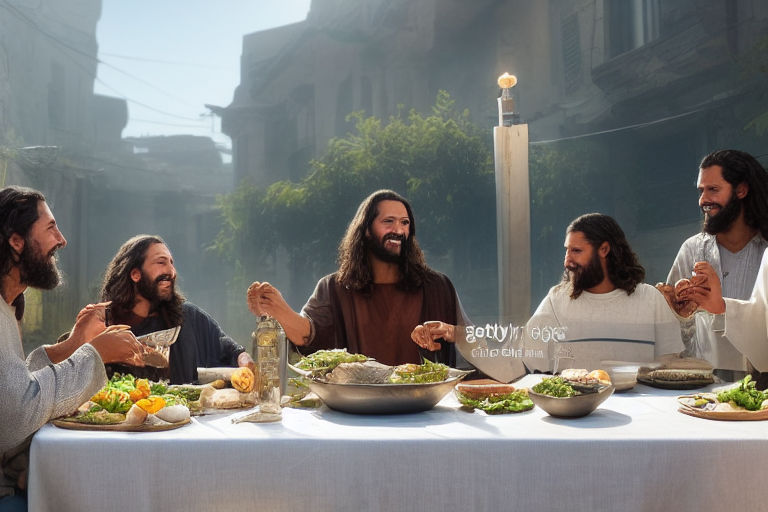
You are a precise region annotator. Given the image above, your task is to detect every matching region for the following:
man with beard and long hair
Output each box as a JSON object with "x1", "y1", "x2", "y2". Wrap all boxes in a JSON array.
[
  {"x1": 667, "y1": 149, "x2": 768, "y2": 383},
  {"x1": 0, "y1": 186, "x2": 144, "y2": 508},
  {"x1": 100, "y1": 235, "x2": 253, "y2": 384},
  {"x1": 523, "y1": 213, "x2": 683, "y2": 373},
  {"x1": 246, "y1": 189, "x2": 467, "y2": 366}
]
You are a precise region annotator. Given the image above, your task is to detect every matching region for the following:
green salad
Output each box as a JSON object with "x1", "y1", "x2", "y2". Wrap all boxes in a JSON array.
[
  {"x1": 532, "y1": 377, "x2": 577, "y2": 398},
  {"x1": 389, "y1": 359, "x2": 449, "y2": 384},
  {"x1": 456, "y1": 390, "x2": 534, "y2": 414},
  {"x1": 295, "y1": 349, "x2": 368, "y2": 371},
  {"x1": 717, "y1": 375, "x2": 768, "y2": 411}
]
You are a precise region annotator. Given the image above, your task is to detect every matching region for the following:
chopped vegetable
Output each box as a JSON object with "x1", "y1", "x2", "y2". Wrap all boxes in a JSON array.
[
  {"x1": 129, "y1": 378, "x2": 151, "y2": 401},
  {"x1": 91, "y1": 388, "x2": 132, "y2": 413},
  {"x1": 150, "y1": 382, "x2": 169, "y2": 395},
  {"x1": 295, "y1": 349, "x2": 368, "y2": 371},
  {"x1": 389, "y1": 359, "x2": 449, "y2": 383},
  {"x1": 135, "y1": 396, "x2": 167, "y2": 414},
  {"x1": 717, "y1": 375, "x2": 768, "y2": 411},
  {"x1": 166, "y1": 385, "x2": 202, "y2": 403},
  {"x1": 63, "y1": 409, "x2": 126, "y2": 425},
  {"x1": 532, "y1": 377, "x2": 578, "y2": 398}
]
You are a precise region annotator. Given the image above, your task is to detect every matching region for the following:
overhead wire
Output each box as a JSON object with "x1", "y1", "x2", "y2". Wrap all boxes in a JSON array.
[
  {"x1": 529, "y1": 107, "x2": 707, "y2": 145},
  {"x1": 0, "y1": 0, "x2": 208, "y2": 123},
  {"x1": 100, "y1": 52, "x2": 226, "y2": 70}
]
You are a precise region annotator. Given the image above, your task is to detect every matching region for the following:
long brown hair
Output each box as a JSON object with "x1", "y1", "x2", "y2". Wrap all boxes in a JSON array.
[
  {"x1": 336, "y1": 190, "x2": 430, "y2": 293},
  {"x1": 566, "y1": 213, "x2": 645, "y2": 296},
  {"x1": 700, "y1": 149, "x2": 768, "y2": 239},
  {"x1": 0, "y1": 186, "x2": 45, "y2": 277},
  {"x1": 0, "y1": 186, "x2": 46, "y2": 318},
  {"x1": 100, "y1": 235, "x2": 184, "y2": 327}
]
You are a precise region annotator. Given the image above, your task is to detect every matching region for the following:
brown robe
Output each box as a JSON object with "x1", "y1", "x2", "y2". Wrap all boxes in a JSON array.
[{"x1": 299, "y1": 270, "x2": 464, "y2": 366}]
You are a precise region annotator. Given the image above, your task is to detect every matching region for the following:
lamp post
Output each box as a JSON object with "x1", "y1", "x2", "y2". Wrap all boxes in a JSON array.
[{"x1": 494, "y1": 73, "x2": 530, "y2": 323}]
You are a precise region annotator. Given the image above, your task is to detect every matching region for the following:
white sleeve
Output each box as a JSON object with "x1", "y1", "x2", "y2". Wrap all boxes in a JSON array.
[
  {"x1": 652, "y1": 291, "x2": 685, "y2": 357},
  {"x1": 723, "y1": 251, "x2": 768, "y2": 370},
  {"x1": 522, "y1": 290, "x2": 559, "y2": 373}
]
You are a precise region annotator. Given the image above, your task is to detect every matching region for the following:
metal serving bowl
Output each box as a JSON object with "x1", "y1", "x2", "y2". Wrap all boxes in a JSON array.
[
  {"x1": 528, "y1": 384, "x2": 614, "y2": 418},
  {"x1": 303, "y1": 368, "x2": 473, "y2": 414}
]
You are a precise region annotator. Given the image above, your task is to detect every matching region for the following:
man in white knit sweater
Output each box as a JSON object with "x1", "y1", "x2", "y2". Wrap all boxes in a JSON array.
[
  {"x1": 523, "y1": 213, "x2": 683, "y2": 374},
  {"x1": 0, "y1": 186, "x2": 144, "y2": 509}
]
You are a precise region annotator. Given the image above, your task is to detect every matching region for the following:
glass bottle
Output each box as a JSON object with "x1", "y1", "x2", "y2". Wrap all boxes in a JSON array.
[{"x1": 251, "y1": 315, "x2": 285, "y2": 420}]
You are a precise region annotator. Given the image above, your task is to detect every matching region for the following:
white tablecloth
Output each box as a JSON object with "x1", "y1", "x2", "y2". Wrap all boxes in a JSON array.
[{"x1": 28, "y1": 376, "x2": 768, "y2": 512}]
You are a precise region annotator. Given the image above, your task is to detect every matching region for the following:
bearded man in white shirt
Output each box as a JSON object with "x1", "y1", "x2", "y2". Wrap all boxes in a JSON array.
[
  {"x1": 524, "y1": 213, "x2": 683, "y2": 373},
  {"x1": 668, "y1": 149, "x2": 768, "y2": 381}
]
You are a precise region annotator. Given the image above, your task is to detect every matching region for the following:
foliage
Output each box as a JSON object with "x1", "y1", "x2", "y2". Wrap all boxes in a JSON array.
[{"x1": 213, "y1": 91, "x2": 496, "y2": 306}]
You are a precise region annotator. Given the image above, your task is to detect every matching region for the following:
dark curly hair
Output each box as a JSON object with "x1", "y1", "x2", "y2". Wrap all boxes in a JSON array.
[
  {"x1": 337, "y1": 189, "x2": 430, "y2": 293},
  {"x1": 566, "y1": 213, "x2": 645, "y2": 297},
  {"x1": 699, "y1": 149, "x2": 768, "y2": 240},
  {"x1": 0, "y1": 186, "x2": 45, "y2": 277},
  {"x1": 100, "y1": 234, "x2": 184, "y2": 327},
  {"x1": 0, "y1": 186, "x2": 46, "y2": 318}
]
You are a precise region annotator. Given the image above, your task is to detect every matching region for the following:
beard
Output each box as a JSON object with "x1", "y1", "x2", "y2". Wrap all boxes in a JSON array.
[
  {"x1": 19, "y1": 238, "x2": 62, "y2": 290},
  {"x1": 564, "y1": 251, "x2": 604, "y2": 298},
  {"x1": 367, "y1": 232, "x2": 407, "y2": 264},
  {"x1": 136, "y1": 271, "x2": 176, "y2": 306},
  {"x1": 702, "y1": 191, "x2": 742, "y2": 235}
]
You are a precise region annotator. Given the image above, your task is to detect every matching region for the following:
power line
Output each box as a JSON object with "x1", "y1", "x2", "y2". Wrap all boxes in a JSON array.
[
  {"x1": 94, "y1": 78, "x2": 205, "y2": 122},
  {"x1": 100, "y1": 51, "x2": 226, "y2": 70},
  {"x1": 131, "y1": 118, "x2": 209, "y2": 129},
  {"x1": 0, "y1": 0, "x2": 205, "y2": 118},
  {"x1": 530, "y1": 107, "x2": 706, "y2": 145}
]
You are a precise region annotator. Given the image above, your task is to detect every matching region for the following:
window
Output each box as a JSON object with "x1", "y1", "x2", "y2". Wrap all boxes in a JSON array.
[
  {"x1": 561, "y1": 14, "x2": 582, "y2": 93},
  {"x1": 47, "y1": 61, "x2": 66, "y2": 128},
  {"x1": 605, "y1": 0, "x2": 660, "y2": 58}
]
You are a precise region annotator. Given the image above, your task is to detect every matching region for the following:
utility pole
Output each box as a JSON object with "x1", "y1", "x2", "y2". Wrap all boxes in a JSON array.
[{"x1": 494, "y1": 73, "x2": 530, "y2": 324}]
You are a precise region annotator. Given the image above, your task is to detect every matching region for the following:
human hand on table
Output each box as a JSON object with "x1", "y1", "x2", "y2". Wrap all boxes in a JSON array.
[
  {"x1": 678, "y1": 261, "x2": 725, "y2": 314},
  {"x1": 411, "y1": 321, "x2": 455, "y2": 351}
]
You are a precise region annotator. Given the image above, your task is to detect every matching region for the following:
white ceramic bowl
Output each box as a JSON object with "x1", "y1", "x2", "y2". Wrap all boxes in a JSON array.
[{"x1": 600, "y1": 360, "x2": 640, "y2": 391}]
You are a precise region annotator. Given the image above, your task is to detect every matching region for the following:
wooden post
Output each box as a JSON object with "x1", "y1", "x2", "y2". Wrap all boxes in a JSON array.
[{"x1": 494, "y1": 124, "x2": 530, "y2": 323}]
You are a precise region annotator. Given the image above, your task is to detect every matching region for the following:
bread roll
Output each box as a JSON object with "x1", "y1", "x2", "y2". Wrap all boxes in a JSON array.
[
  {"x1": 587, "y1": 369, "x2": 611, "y2": 386},
  {"x1": 231, "y1": 367, "x2": 256, "y2": 392},
  {"x1": 455, "y1": 379, "x2": 517, "y2": 400},
  {"x1": 155, "y1": 404, "x2": 190, "y2": 423},
  {"x1": 124, "y1": 404, "x2": 148, "y2": 426}
]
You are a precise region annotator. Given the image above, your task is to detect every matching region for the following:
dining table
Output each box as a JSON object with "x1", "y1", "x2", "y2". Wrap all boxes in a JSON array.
[{"x1": 27, "y1": 375, "x2": 768, "y2": 512}]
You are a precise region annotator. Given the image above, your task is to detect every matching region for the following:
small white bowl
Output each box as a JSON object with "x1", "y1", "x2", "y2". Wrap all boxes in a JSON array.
[{"x1": 600, "y1": 361, "x2": 640, "y2": 391}]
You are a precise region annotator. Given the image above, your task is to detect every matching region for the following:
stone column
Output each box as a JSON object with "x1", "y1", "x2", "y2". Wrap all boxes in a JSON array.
[{"x1": 494, "y1": 124, "x2": 530, "y2": 323}]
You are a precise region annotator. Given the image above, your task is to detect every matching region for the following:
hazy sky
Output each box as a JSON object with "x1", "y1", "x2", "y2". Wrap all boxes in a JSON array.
[{"x1": 95, "y1": 1, "x2": 311, "y2": 150}]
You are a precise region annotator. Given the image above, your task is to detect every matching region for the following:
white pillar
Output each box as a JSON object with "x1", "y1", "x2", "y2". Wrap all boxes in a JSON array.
[{"x1": 494, "y1": 124, "x2": 530, "y2": 323}]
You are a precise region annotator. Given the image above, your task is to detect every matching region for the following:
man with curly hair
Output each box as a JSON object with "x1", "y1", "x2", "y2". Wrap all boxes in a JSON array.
[
  {"x1": 247, "y1": 189, "x2": 467, "y2": 367},
  {"x1": 523, "y1": 213, "x2": 683, "y2": 373},
  {"x1": 100, "y1": 235, "x2": 252, "y2": 384},
  {"x1": 0, "y1": 186, "x2": 144, "y2": 508},
  {"x1": 667, "y1": 150, "x2": 768, "y2": 382}
]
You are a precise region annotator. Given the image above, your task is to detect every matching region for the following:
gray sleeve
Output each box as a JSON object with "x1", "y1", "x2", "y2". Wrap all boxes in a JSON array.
[
  {"x1": 667, "y1": 241, "x2": 694, "y2": 285},
  {"x1": 1, "y1": 342, "x2": 106, "y2": 453},
  {"x1": 299, "y1": 276, "x2": 333, "y2": 346}
]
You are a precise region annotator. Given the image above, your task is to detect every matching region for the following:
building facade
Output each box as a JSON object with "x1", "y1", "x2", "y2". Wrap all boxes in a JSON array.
[{"x1": 221, "y1": 0, "x2": 768, "y2": 306}]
